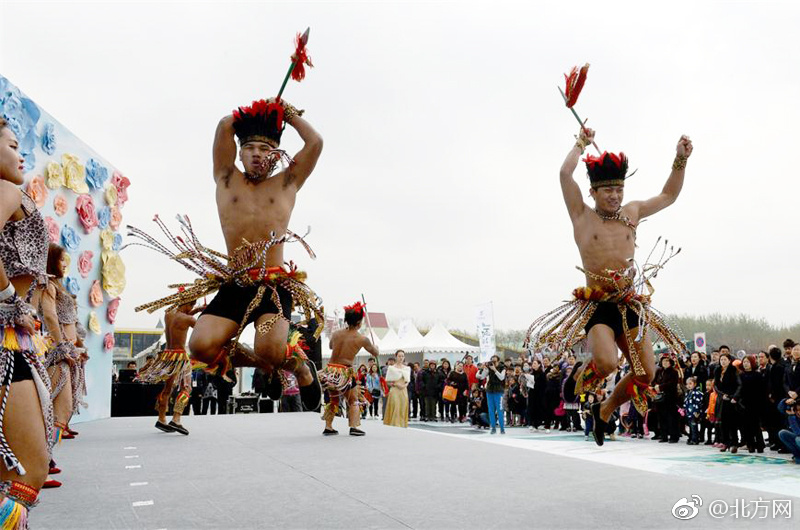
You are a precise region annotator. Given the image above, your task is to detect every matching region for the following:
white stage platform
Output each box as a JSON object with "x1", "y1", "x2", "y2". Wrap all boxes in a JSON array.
[{"x1": 35, "y1": 414, "x2": 799, "y2": 529}]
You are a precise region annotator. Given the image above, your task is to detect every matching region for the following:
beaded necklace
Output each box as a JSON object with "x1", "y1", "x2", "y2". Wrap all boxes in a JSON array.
[{"x1": 594, "y1": 208, "x2": 638, "y2": 240}]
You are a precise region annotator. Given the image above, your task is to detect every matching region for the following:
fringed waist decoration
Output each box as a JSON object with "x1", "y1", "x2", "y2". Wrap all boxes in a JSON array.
[
  {"x1": 0, "y1": 326, "x2": 54, "y2": 474},
  {"x1": 319, "y1": 364, "x2": 355, "y2": 395},
  {"x1": 45, "y1": 341, "x2": 76, "y2": 368},
  {"x1": 136, "y1": 348, "x2": 191, "y2": 384},
  {"x1": 525, "y1": 255, "x2": 686, "y2": 378}
]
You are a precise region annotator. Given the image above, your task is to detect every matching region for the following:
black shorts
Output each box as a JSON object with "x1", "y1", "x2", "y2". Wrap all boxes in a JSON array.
[
  {"x1": 3, "y1": 350, "x2": 34, "y2": 385},
  {"x1": 584, "y1": 302, "x2": 639, "y2": 338},
  {"x1": 202, "y1": 282, "x2": 292, "y2": 325}
]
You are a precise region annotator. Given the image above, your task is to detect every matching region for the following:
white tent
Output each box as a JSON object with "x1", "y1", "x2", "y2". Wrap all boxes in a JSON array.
[
  {"x1": 395, "y1": 319, "x2": 425, "y2": 353},
  {"x1": 421, "y1": 323, "x2": 480, "y2": 355},
  {"x1": 376, "y1": 328, "x2": 401, "y2": 354}
]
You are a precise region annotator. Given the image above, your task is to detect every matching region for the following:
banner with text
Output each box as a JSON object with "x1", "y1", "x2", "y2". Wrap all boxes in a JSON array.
[{"x1": 475, "y1": 302, "x2": 496, "y2": 362}]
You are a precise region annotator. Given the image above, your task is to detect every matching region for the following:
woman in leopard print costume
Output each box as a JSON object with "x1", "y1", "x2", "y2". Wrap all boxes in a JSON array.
[{"x1": 0, "y1": 117, "x2": 55, "y2": 526}]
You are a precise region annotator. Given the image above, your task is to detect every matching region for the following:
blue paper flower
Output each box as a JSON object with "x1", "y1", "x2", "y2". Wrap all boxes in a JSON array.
[
  {"x1": 65, "y1": 277, "x2": 81, "y2": 296},
  {"x1": 98, "y1": 206, "x2": 111, "y2": 229},
  {"x1": 61, "y1": 225, "x2": 81, "y2": 252},
  {"x1": 41, "y1": 123, "x2": 56, "y2": 155},
  {"x1": 112, "y1": 233, "x2": 123, "y2": 251},
  {"x1": 85, "y1": 158, "x2": 109, "y2": 190},
  {"x1": 1, "y1": 76, "x2": 41, "y2": 173}
]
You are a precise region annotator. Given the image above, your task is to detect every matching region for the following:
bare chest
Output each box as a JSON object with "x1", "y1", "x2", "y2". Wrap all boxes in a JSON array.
[
  {"x1": 574, "y1": 214, "x2": 637, "y2": 274},
  {"x1": 215, "y1": 172, "x2": 297, "y2": 246}
]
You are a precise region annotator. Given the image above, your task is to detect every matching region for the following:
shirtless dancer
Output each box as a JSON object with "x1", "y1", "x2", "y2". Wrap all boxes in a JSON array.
[
  {"x1": 187, "y1": 98, "x2": 323, "y2": 410},
  {"x1": 137, "y1": 300, "x2": 203, "y2": 435},
  {"x1": 526, "y1": 127, "x2": 693, "y2": 446},
  {"x1": 320, "y1": 302, "x2": 379, "y2": 436}
]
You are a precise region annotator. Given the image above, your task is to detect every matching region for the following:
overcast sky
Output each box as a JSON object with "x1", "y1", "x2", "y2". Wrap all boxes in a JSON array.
[{"x1": 2, "y1": 1, "x2": 798, "y2": 338}]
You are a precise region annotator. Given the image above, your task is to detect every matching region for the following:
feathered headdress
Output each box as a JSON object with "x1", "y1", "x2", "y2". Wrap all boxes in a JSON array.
[
  {"x1": 232, "y1": 99, "x2": 285, "y2": 148},
  {"x1": 344, "y1": 301, "x2": 366, "y2": 318},
  {"x1": 584, "y1": 151, "x2": 629, "y2": 188}
]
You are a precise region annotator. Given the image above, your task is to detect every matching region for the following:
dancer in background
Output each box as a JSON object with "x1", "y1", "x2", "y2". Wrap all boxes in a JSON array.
[
  {"x1": 137, "y1": 298, "x2": 204, "y2": 435},
  {"x1": 320, "y1": 302, "x2": 379, "y2": 436}
]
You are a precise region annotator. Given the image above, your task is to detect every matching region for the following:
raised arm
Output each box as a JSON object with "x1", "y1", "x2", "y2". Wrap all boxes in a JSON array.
[
  {"x1": 283, "y1": 112, "x2": 322, "y2": 191},
  {"x1": 560, "y1": 128, "x2": 594, "y2": 221},
  {"x1": 213, "y1": 115, "x2": 237, "y2": 183},
  {"x1": 628, "y1": 135, "x2": 693, "y2": 220}
]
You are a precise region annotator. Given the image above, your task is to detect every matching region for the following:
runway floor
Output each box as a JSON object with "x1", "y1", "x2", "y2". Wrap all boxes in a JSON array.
[{"x1": 34, "y1": 413, "x2": 800, "y2": 529}]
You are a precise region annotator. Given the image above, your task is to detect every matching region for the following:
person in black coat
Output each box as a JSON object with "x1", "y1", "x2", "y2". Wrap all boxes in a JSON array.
[
  {"x1": 214, "y1": 369, "x2": 237, "y2": 414},
  {"x1": 786, "y1": 344, "x2": 800, "y2": 400},
  {"x1": 684, "y1": 351, "x2": 707, "y2": 388},
  {"x1": 420, "y1": 361, "x2": 444, "y2": 422},
  {"x1": 739, "y1": 355, "x2": 766, "y2": 453},
  {"x1": 714, "y1": 352, "x2": 741, "y2": 452},
  {"x1": 767, "y1": 347, "x2": 789, "y2": 450},
  {"x1": 190, "y1": 370, "x2": 209, "y2": 415},
  {"x1": 653, "y1": 355, "x2": 681, "y2": 443},
  {"x1": 445, "y1": 362, "x2": 470, "y2": 422}
]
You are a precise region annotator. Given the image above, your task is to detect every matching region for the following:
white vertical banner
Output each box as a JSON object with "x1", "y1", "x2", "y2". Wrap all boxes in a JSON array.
[
  {"x1": 475, "y1": 302, "x2": 496, "y2": 362},
  {"x1": 693, "y1": 332, "x2": 707, "y2": 354}
]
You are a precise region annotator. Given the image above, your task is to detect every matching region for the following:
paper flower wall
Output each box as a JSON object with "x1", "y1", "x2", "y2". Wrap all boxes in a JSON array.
[
  {"x1": 89, "y1": 280, "x2": 104, "y2": 307},
  {"x1": 107, "y1": 297, "x2": 120, "y2": 324},
  {"x1": 45, "y1": 161, "x2": 65, "y2": 189},
  {"x1": 53, "y1": 195, "x2": 68, "y2": 216},
  {"x1": 76, "y1": 195, "x2": 99, "y2": 234},
  {"x1": 101, "y1": 251, "x2": 126, "y2": 297},
  {"x1": 44, "y1": 216, "x2": 60, "y2": 244},
  {"x1": 88, "y1": 311, "x2": 101, "y2": 334},
  {"x1": 61, "y1": 225, "x2": 81, "y2": 251},
  {"x1": 103, "y1": 332, "x2": 115, "y2": 351},
  {"x1": 26, "y1": 175, "x2": 47, "y2": 208},
  {"x1": 63, "y1": 153, "x2": 89, "y2": 194},
  {"x1": 78, "y1": 250, "x2": 94, "y2": 278}
]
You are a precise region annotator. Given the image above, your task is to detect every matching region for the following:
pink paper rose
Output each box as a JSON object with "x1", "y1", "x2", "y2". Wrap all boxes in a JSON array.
[
  {"x1": 89, "y1": 280, "x2": 104, "y2": 307},
  {"x1": 44, "y1": 216, "x2": 60, "y2": 244},
  {"x1": 78, "y1": 250, "x2": 94, "y2": 278},
  {"x1": 109, "y1": 207, "x2": 122, "y2": 231},
  {"x1": 76, "y1": 195, "x2": 99, "y2": 234},
  {"x1": 112, "y1": 171, "x2": 130, "y2": 207},
  {"x1": 107, "y1": 297, "x2": 120, "y2": 324},
  {"x1": 26, "y1": 175, "x2": 48, "y2": 208},
  {"x1": 53, "y1": 195, "x2": 68, "y2": 216},
  {"x1": 104, "y1": 332, "x2": 115, "y2": 351}
]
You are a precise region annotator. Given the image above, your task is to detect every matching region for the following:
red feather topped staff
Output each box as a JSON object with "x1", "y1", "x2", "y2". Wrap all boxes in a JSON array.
[
  {"x1": 276, "y1": 27, "x2": 313, "y2": 102},
  {"x1": 558, "y1": 63, "x2": 601, "y2": 154}
]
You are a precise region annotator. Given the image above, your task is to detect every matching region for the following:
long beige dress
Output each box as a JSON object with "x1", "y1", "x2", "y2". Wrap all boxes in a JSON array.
[{"x1": 383, "y1": 364, "x2": 410, "y2": 428}]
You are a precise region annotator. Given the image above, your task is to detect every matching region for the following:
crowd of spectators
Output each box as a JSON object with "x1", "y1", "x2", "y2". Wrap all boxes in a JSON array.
[{"x1": 346, "y1": 339, "x2": 800, "y2": 464}]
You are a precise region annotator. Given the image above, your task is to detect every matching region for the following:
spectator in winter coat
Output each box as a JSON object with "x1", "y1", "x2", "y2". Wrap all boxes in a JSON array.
[
  {"x1": 683, "y1": 351, "x2": 707, "y2": 388},
  {"x1": 653, "y1": 355, "x2": 681, "y2": 443},
  {"x1": 421, "y1": 361, "x2": 444, "y2": 422},
  {"x1": 463, "y1": 355, "x2": 479, "y2": 390},
  {"x1": 767, "y1": 346, "x2": 790, "y2": 451},
  {"x1": 714, "y1": 352, "x2": 741, "y2": 453},
  {"x1": 739, "y1": 355, "x2": 767, "y2": 452}
]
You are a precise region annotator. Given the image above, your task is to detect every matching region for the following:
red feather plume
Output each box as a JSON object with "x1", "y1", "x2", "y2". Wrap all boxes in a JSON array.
[
  {"x1": 564, "y1": 63, "x2": 590, "y2": 108},
  {"x1": 290, "y1": 32, "x2": 314, "y2": 82}
]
